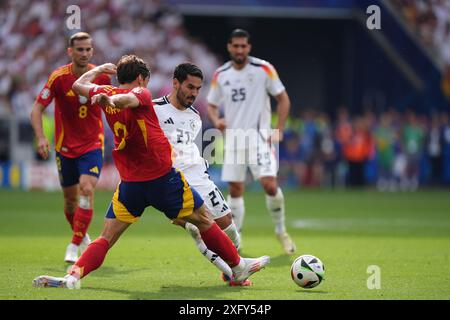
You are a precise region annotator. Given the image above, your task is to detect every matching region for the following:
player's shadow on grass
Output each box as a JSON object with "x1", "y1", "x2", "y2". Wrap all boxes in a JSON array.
[
  {"x1": 42, "y1": 266, "x2": 148, "y2": 278},
  {"x1": 261, "y1": 254, "x2": 293, "y2": 268},
  {"x1": 84, "y1": 283, "x2": 263, "y2": 300}
]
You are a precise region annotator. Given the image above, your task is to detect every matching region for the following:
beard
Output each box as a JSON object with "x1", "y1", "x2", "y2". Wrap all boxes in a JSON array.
[
  {"x1": 232, "y1": 54, "x2": 246, "y2": 65},
  {"x1": 177, "y1": 91, "x2": 194, "y2": 108}
]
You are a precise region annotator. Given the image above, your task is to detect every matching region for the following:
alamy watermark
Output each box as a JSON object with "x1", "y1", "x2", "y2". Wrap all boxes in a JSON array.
[
  {"x1": 176, "y1": 128, "x2": 280, "y2": 168},
  {"x1": 366, "y1": 5, "x2": 381, "y2": 30},
  {"x1": 66, "y1": 5, "x2": 81, "y2": 30},
  {"x1": 367, "y1": 265, "x2": 381, "y2": 289}
]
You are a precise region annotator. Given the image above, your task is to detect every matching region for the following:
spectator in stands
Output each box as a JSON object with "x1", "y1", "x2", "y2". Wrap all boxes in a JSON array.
[
  {"x1": 342, "y1": 115, "x2": 373, "y2": 187},
  {"x1": 425, "y1": 113, "x2": 444, "y2": 186},
  {"x1": 400, "y1": 110, "x2": 425, "y2": 191},
  {"x1": 374, "y1": 112, "x2": 397, "y2": 191}
]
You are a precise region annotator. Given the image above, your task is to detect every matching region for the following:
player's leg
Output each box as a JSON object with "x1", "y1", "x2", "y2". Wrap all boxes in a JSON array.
[
  {"x1": 184, "y1": 204, "x2": 269, "y2": 283},
  {"x1": 222, "y1": 147, "x2": 247, "y2": 233},
  {"x1": 173, "y1": 218, "x2": 233, "y2": 279},
  {"x1": 62, "y1": 185, "x2": 78, "y2": 230},
  {"x1": 33, "y1": 218, "x2": 131, "y2": 289},
  {"x1": 33, "y1": 181, "x2": 144, "y2": 289},
  {"x1": 71, "y1": 174, "x2": 97, "y2": 250},
  {"x1": 173, "y1": 173, "x2": 240, "y2": 280},
  {"x1": 72, "y1": 149, "x2": 103, "y2": 253},
  {"x1": 62, "y1": 185, "x2": 80, "y2": 263},
  {"x1": 251, "y1": 145, "x2": 296, "y2": 255},
  {"x1": 158, "y1": 168, "x2": 269, "y2": 284},
  {"x1": 56, "y1": 152, "x2": 83, "y2": 263},
  {"x1": 227, "y1": 182, "x2": 245, "y2": 233},
  {"x1": 196, "y1": 176, "x2": 241, "y2": 250},
  {"x1": 259, "y1": 176, "x2": 296, "y2": 255}
]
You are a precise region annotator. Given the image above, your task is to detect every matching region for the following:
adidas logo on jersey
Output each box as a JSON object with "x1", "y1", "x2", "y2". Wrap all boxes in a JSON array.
[
  {"x1": 220, "y1": 203, "x2": 229, "y2": 213},
  {"x1": 224, "y1": 80, "x2": 230, "y2": 86},
  {"x1": 89, "y1": 166, "x2": 99, "y2": 174},
  {"x1": 164, "y1": 118, "x2": 174, "y2": 124}
]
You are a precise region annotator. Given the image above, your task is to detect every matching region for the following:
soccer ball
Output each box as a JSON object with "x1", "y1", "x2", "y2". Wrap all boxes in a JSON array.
[{"x1": 290, "y1": 254, "x2": 325, "y2": 289}]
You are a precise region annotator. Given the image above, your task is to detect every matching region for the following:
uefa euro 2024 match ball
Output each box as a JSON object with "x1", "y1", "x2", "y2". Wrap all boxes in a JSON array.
[{"x1": 290, "y1": 254, "x2": 325, "y2": 289}]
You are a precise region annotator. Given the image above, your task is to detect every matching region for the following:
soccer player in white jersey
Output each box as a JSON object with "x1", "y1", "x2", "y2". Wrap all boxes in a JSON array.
[
  {"x1": 207, "y1": 29, "x2": 296, "y2": 255},
  {"x1": 153, "y1": 63, "x2": 247, "y2": 285}
]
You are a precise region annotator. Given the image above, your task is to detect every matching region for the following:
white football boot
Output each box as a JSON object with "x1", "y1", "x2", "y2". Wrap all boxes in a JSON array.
[
  {"x1": 33, "y1": 275, "x2": 80, "y2": 289},
  {"x1": 232, "y1": 255, "x2": 270, "y2": 283},
  {"x1": 64, "y1": 243, "x2": 78, "y2": 263},
  {"x1": 276, "y1": 232, "x2": 296, "y2": 255},
  {"x1": 79, "y1": 233, "x2": 91, "y2": 254}
]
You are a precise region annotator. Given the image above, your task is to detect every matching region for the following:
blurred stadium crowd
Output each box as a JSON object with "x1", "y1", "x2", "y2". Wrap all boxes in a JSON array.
[
  {"x1": 277, "y1": 107, "x2": 450, "y2": 189},
  {"x1": 0, "y1": 0, "x2": 449, "y2": 190},
  {"x1": 0, "y1": 0, "x2": 219, "y2": 119},
  {"x1": 391, "y1": 0, "x2": 450, "y2": 65}
]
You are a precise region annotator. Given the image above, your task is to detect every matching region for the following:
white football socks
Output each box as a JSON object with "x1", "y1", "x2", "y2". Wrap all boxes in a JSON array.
[
  {"x1": 185, "y1": 222, "x2": 233, "y2": 278},
  {"x1": 265, "y1": 187, "x2": 286, "y2": 235},
  {"x1": 223, "y1": 221, "x2": 241, "y2": 250},
  {"x1": 227, "y1": 196, "x2": 245, "y2": 232}
]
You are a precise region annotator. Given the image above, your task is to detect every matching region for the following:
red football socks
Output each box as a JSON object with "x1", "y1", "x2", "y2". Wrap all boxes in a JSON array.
[
  {"x1": 64, "y1": 211, "x2": 74, "y2": 230},
  {"x1": 71, "y1": 207, "x2": 93, "y2": 245},
  {"x1": 200, "y1": 222, "x2": 240, "y2": 267},
  {"x1": 69, "y1": 237, "x2": 109, "y2": 279}
]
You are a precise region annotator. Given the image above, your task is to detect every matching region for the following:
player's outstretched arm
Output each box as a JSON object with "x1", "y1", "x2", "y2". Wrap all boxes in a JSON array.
[
  {"x1": 73, "y1": 63, "x2": 116, "y2": 97},
  {"x1": 91, "y1": 92, "x2": 140, "y2": 109},
  {"x1": 30, "y1": 101, "x2": 50, "y2": 159}
]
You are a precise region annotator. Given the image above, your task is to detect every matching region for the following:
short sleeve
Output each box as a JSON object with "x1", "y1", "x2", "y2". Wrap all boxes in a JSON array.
[
  {"x1": 265, "y1": 63, "x2": 285, "y2": 97},
  {"x1": 35, "y1": 73, "x2": 57, "y2": 108},
  {"x1": 206, "y1": 71, "x2": 222, "y2": 106},
  {"x1": 131, "y1": 87, "x2": 152, "y2": 107}
]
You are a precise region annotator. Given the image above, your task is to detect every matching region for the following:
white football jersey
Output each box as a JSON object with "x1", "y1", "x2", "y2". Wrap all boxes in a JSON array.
[
  {"x1": 154, "y1": 95, "x2": 231, "y2": 218},
  {"x1": 207, "y1": 56, "x2": 285, "y2": 133},
  {"x1": 153, "y1": 95, "x2": 203, "y2": 172}
]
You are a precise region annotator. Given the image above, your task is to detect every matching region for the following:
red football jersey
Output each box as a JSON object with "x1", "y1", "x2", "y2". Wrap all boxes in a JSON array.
[
  {"x1": 36, "y1": 63, "x2": 111, "y2": 158},
  {"x1": 89, "y1": 85, "x2": 172, "y2": 181}
]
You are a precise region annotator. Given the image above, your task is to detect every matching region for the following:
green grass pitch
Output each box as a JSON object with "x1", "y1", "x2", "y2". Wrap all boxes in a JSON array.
[{"x1": 1, "y1": 189, "x2": 449, "y2": 300}]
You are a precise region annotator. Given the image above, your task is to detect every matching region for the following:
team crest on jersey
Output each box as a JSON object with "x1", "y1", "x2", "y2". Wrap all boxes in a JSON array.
[
  {"x1": 190, "y1": 119, "x2": 197, "y2": 132},
  {"x1": 78, "y1": 95, "x2": 88, "y2": 104},
  {"x1": 41, "y1": 88, "x2": 50, "y2": 99}
]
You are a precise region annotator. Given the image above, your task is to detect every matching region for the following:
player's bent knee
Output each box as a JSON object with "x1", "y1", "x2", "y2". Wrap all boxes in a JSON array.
[
  {"x1": 229, "y1": 182, "x2": 244, "y2": 197},
  {"x1": 184, "y1": 208, "x2": 213, "y2": 232},
  {"x1": 172, "y1": 218, "x2": 186, "y2": 228},
  {"x1": 78, "y1": 195, "x2": 92, "y2": 210},
  {"x1": 261, "y1": 179, "x2": 278, "y2": 196},
  {"x1": 79, "y1": 184, "x2": 94, "y2": 197},
  {"x1": 215, "y1": 214, "x2": 232, "y2": 229}
]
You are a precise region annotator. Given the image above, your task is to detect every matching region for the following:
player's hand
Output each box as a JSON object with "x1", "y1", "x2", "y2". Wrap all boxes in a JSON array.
[
  {"x1": 269, "y1": 130, "x2": 284, "y2": 144},
  {"x1": 37, "y1": 136, "x2": 50, "y2": 159},
  {"x1": 92, "y1": 93, "x2": 115, "y2": 108},
  {"x1": 214, "y1": 118, "x2": 227, "y2": 132},
  {"x1": 97, "y1": 63, "x2": 117, "y2": 75}
]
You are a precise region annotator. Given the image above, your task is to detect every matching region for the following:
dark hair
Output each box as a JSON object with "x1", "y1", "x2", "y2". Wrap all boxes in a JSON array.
[
  {"x1": 173, "y1": 62, "x2": 203, "y2": 83},
  {"x1": 69, "y1": 32, "x2": 92, "y2": 47},
  {"x1": 116, "y1": 55, "x2": 150, "y2": 84},
  {"x1": 228, "y1": 29, "x2": 250, "y2": 43}
]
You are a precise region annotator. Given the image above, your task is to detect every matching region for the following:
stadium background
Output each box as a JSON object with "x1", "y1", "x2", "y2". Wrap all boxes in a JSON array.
[
  {"x1": 1, "y1": 0, "x2": 450, "y2": 301},
  {"x1": 1, "y1": 0, "x2": 450, "y2": 191}
]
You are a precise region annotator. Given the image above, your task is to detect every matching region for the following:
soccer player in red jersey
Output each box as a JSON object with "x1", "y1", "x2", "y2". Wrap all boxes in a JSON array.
[
  {"x1": 32, "y1": 55, "x2": 270, "y2": 289},
  {"x1": 30, "y1": 32, "x2": 111, "y2": 264}
]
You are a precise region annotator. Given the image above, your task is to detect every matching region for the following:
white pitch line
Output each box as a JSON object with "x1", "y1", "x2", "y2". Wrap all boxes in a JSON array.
[{"x1": 292, "y1": 218, "x2": 450, "y2": 230}]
